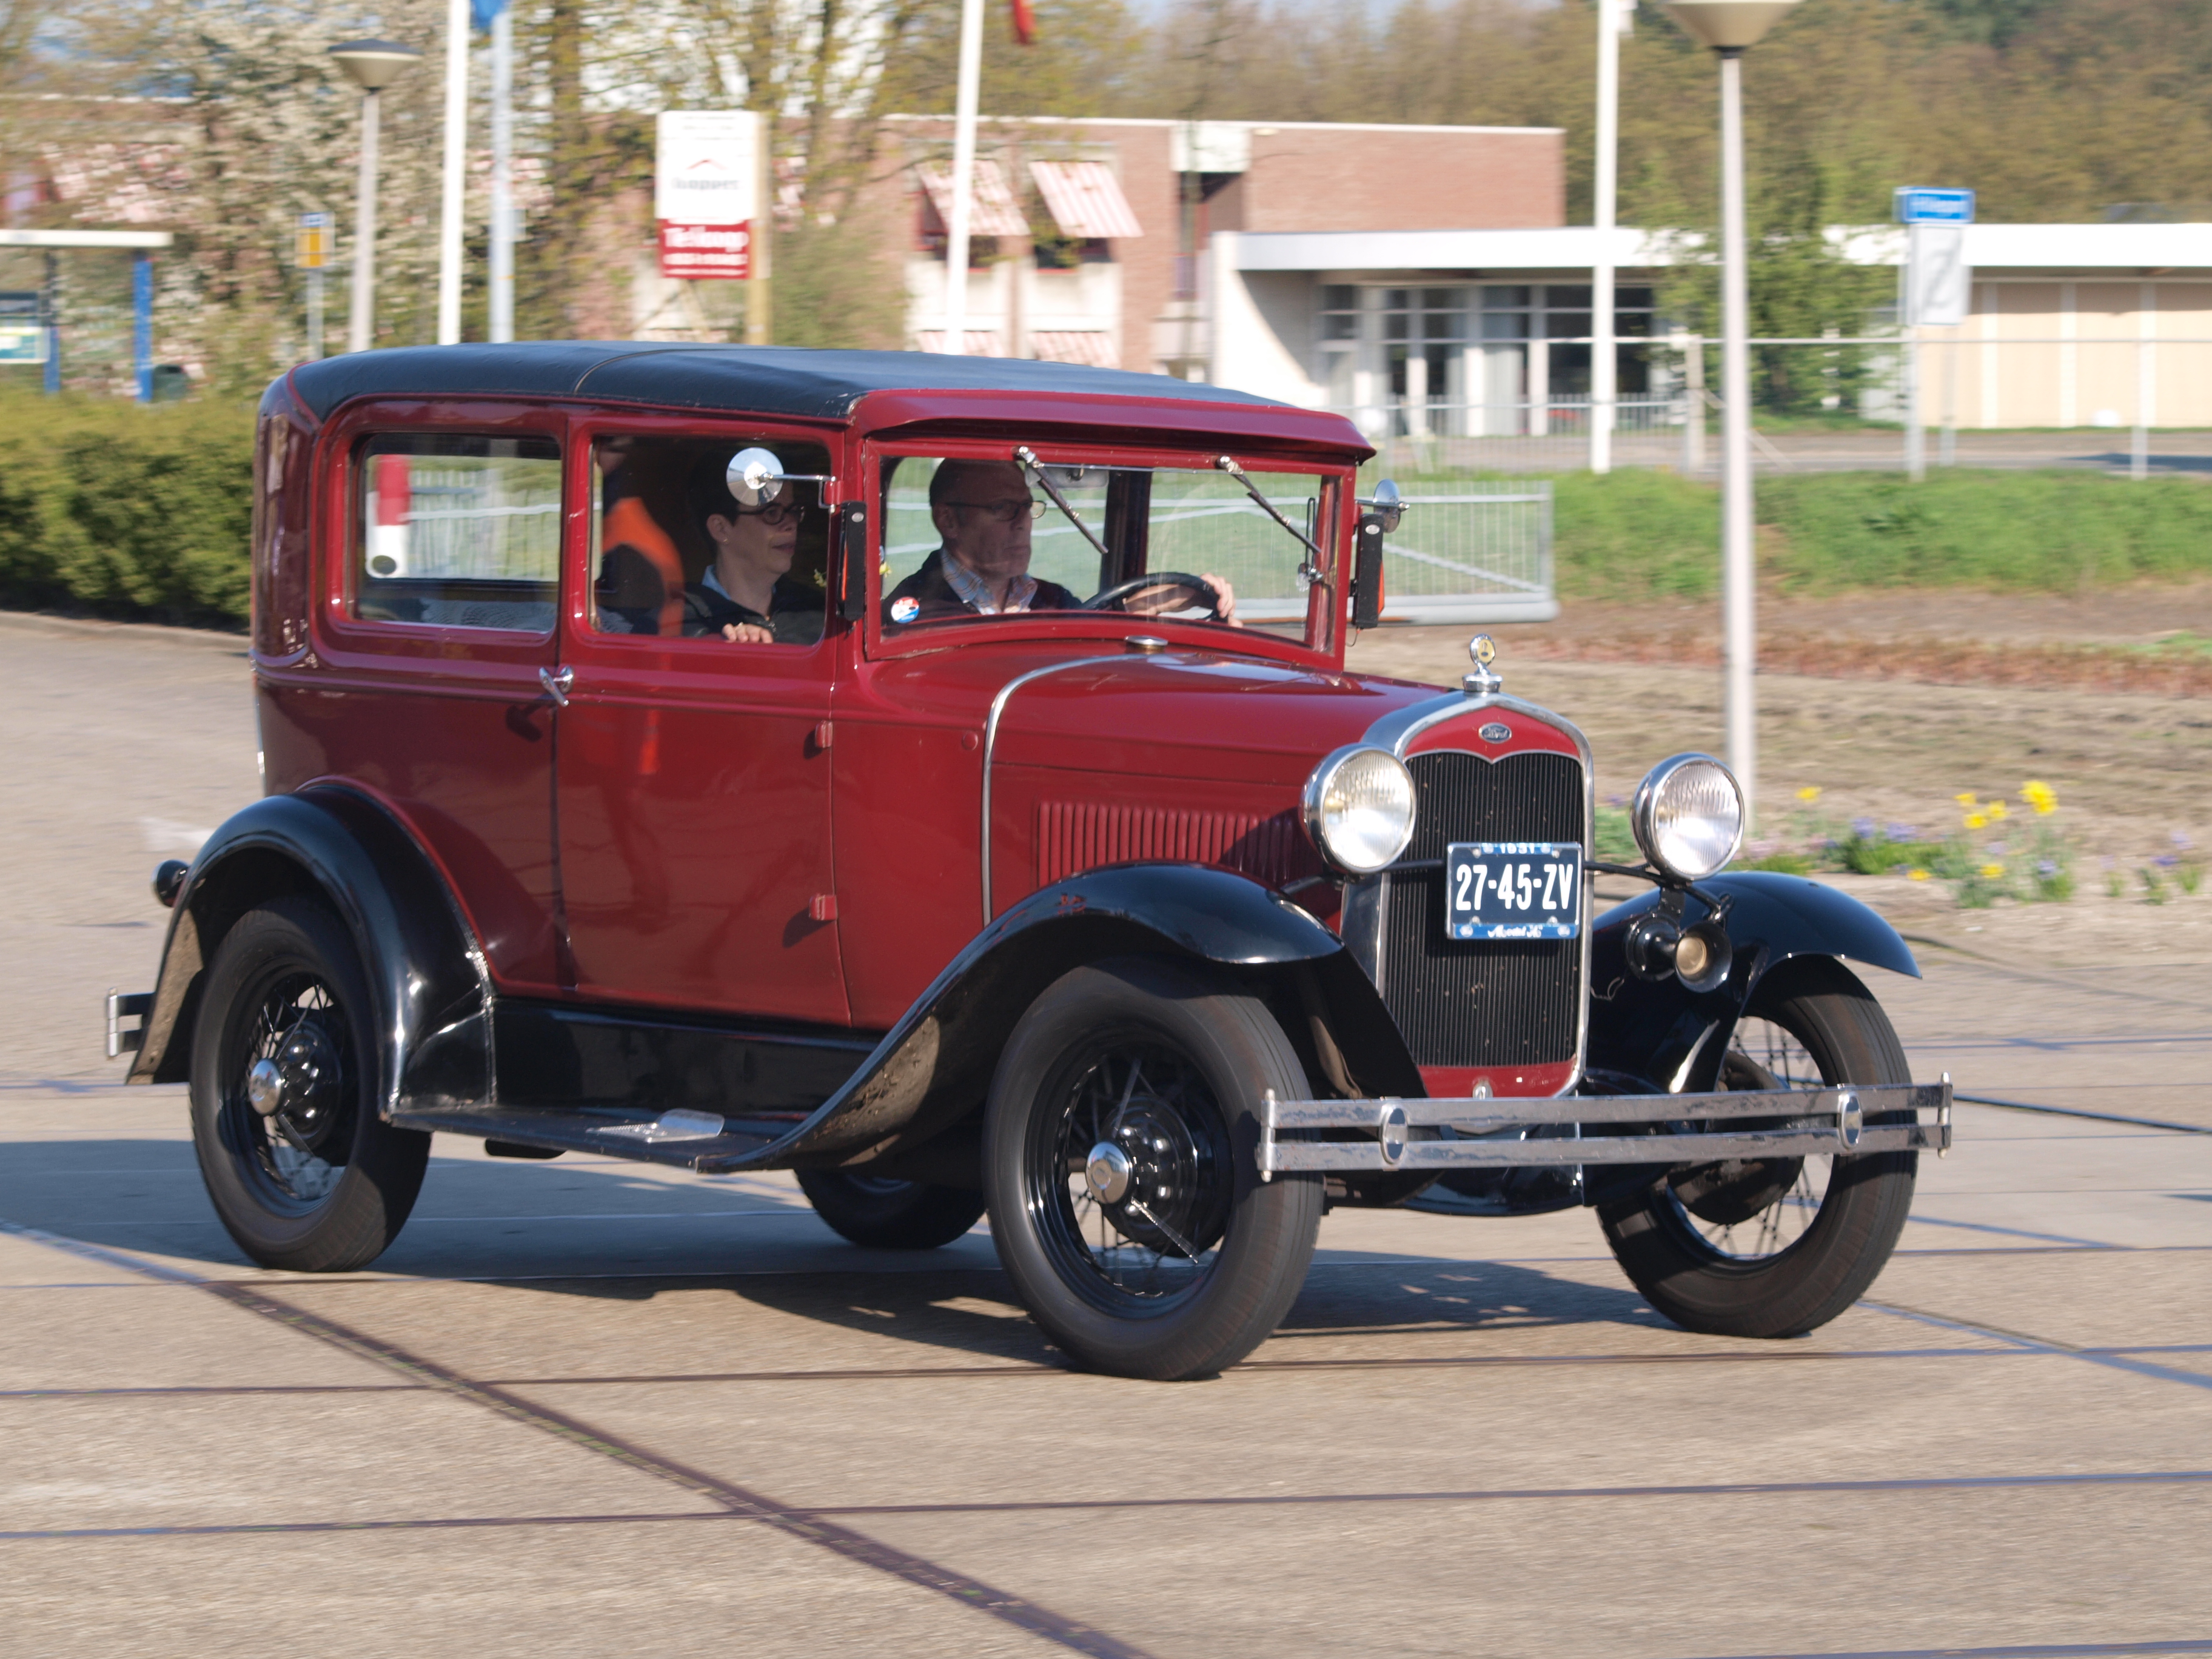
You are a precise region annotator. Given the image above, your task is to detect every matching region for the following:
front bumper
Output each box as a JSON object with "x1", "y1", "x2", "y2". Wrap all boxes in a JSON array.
[{"x1": 1258, "y1": 1082, "x2": 1953, "y2": 1178}]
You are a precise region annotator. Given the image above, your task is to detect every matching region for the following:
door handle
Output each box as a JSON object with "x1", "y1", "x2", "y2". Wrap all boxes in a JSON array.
[{"x1": 538, "y1": 665, "x2": 573, "y2": 708}]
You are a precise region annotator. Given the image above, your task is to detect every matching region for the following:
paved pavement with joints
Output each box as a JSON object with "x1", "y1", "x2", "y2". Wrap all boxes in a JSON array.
[{"x1": 3, "y1": 614, "x2": 2208, "y2": 1657}]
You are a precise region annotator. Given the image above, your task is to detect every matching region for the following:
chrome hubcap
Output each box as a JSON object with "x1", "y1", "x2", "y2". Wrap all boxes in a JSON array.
[
  {"x1": 246, "y1": 1057, "x2": 284, "y2": 1117},
  {"x1": 1084, "y1": 1141, "x2": 1133, "y2": 1204}
]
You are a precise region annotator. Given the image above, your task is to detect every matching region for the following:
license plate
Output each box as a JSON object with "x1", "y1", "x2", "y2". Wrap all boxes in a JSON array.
[{"x1": 1443, "y1": 842, "x2": 1583, "y2": 940}]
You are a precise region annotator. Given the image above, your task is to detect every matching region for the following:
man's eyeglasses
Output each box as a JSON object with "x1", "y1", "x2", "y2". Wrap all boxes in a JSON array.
[
  {"x1": 736, "y1": 500, "x2": 803, "y2": 527},
  {"x1": 946, "y1": 497, "x2": 1047, "y2": 525}
]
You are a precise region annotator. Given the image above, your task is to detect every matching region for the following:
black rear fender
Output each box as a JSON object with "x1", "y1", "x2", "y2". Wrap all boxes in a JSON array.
[{"x1": 129, "y1": 788, "x2": 493, "y2": 1118}]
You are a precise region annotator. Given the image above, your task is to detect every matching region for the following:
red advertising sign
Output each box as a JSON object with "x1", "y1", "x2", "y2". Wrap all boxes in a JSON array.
[{"x1": 659, "y1": 221, "x2": 751, "y2": 280}]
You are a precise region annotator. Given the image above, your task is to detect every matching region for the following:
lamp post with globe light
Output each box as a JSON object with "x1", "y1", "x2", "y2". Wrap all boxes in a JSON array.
[
  {"x1": 329, "y1": 39, "x2": 421, "y2": 354},
  {"x1": 1660, "y1": 0, "x2": 1803, "y2": 833}
]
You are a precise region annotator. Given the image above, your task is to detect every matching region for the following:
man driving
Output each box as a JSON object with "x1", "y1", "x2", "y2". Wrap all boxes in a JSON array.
[{"x1": 885, "y1": 458, "x2": 1236, "y2": 626}]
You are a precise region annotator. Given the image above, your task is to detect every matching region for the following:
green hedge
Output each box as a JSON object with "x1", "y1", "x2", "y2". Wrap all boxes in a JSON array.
[
  {"x1": 1544, "y1": 466, "x2": 2212, "y2": 602},
  {"x1": 0, "y1": 392, "x2": 255, "y2": 628},
  {"x1": 8, "y1": 392, "x2": 2212, "y2": 631}
]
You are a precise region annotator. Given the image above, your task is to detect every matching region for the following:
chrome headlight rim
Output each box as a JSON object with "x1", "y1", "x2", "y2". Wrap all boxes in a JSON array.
[
  {"x1": 1631, "y1": 752, "x2": 1746, "y2": 883},
  {"x1": 1301, "y1": 743, "x2": 1418, "y2": 876}
]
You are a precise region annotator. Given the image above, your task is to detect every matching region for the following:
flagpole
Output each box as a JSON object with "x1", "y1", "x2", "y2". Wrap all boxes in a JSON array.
[
  {"x1": 942, "y1": 0, "x2": 985, "y2": 355},
  {"x1": 435, "y1": 0, "x2": 468, "y2": 343},
  {"x1": 489, "y1": 1, "x2": 514, "y2": 343}
]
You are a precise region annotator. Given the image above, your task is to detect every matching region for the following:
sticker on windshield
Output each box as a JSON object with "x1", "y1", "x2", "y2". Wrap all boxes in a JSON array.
[{"x1": 890, "y1": 595, "x2": 919, "y2": 623}]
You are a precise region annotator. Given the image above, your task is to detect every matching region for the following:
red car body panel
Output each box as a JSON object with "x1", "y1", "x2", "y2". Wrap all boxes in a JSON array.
[{"x1": 248, "y1": 359, "x2": 1577, "y2": 1099}]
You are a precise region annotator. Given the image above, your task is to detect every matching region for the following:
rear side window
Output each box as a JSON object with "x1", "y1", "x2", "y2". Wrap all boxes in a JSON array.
[{"x1": 353, "y1": 433, "x2": 561, "y2": 631}]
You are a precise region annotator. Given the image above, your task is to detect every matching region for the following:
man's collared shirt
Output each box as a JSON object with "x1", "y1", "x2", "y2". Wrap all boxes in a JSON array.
[{"x1": 941, "y1": 552, "x2": 1036, "y2": 615}]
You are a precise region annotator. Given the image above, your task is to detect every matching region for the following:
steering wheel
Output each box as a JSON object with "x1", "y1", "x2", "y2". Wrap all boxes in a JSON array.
[{"x1": 1084, "y1": 571, "x2": 1221, "y2": 620}]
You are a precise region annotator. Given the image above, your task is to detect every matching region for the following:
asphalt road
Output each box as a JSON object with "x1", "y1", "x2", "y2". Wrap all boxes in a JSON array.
[{"x1": 5, "y1": 614, "x2": 2210, "y2": 1658}]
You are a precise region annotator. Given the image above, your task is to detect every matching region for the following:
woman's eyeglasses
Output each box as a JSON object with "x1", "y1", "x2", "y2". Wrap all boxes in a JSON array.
[
  {"x1": 947, "y1": 497, "x2": 1047, "y2": 525},
  {"x1": 737, "y1": 500, "x2": 803, "y2": 527}
]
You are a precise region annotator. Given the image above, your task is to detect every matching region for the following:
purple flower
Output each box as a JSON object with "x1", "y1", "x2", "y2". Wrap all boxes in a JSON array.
[
  {"x1": 1607, "y1": 794, "x2": 1626, "y2": 808},
  {"x1": 1852, "y1": 817, "x2": 1877, "y2": 837},
  {"x1": 1986, "y1": 842, "x2": 2008, "y2": 857},
  {"x1": 2038, "y1": 859, "x2": 2059, "y2": 877},
  {"x1": 2156, "y1": 854, "x2": 2179, "y2": 868},
  {"x1": 2174, "y1": 830, "x2": 2195, "y2": 850},
  {"x1": 1885, "y1": 823, "x2": 1916, "y2": 842}
]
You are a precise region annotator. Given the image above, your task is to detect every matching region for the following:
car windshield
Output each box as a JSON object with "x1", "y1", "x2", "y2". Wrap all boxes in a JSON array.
[{"x1": 880, "y1": 452, "x2": 1339, "y2": 643}]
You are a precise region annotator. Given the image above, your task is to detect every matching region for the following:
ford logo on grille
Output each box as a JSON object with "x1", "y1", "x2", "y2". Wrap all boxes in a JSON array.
[{"x1": 1478, "y1": 722, "x2": 1512, "y2": 744}]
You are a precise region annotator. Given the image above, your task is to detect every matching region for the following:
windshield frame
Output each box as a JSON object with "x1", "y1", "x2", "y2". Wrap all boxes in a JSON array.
[{"x1": 860, "y1": 434, "x2": 1355, "y2": 666}]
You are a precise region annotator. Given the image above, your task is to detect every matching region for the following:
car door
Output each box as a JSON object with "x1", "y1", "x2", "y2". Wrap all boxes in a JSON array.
[
  {"x1": 551, "y1": 421, "x2": 848, "y2": 1024},
  {"x1": 279, "y1": 406, "x2": 568, "y2": 995}
]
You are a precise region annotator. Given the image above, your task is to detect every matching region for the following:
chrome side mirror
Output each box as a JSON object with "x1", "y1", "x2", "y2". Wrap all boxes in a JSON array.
[
  {"x1": 1368, "y1": 478, "x2": 1404, "y2": 532},
  {"x1": 727, "y1": 447, "x2": 786, "y2": 506}
]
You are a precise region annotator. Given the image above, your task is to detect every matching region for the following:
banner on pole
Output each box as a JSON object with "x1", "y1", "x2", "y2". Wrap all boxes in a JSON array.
[
  {"x1": 659, "y1": 221, "x2": 751, "y2": 280},
  {"x1": 1905, "y1": 223, "x2": 1969, "y2": 327},
  {"x1": 296, "y1": 212, "x2": 333, "y2": 270},
  {"x1": 656, "y1": 111, "x2": 760, "y2": 226},
  {"x1": 656, "y1": 111, "x2": 762, "y2": 281}
]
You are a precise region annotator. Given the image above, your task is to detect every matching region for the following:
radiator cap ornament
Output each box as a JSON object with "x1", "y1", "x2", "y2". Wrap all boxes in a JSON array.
[{"x1": 1464, "y1": 633, "x2": 1503, "y2": 696}]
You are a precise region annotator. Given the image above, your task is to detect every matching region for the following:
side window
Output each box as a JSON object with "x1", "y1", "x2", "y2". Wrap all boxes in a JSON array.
[
  {"x1": 353, "y1": 433, "x2": 561, "y2": 631},
  {"x1": 589, "y1": 434, "x2": 831, "y2": 646}
]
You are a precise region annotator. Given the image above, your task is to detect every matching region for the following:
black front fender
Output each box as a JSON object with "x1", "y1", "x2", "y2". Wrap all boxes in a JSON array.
[
  {"x1": 702, "y1": 863, "x2": 1416, "y2": 1174},
  {"x1": 1587, "y1": 871, "x2": 1918, "y2": 1096},
  {"x1": 129, "y1": 786, "x2": 493, "y2": 1118}
]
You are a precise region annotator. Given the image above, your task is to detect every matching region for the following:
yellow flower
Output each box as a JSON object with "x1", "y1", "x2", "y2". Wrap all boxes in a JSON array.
[
  {"x1": 1987, "y1": 800, "x2": 2008, "y2": 820},
  {"x1": 1980, "y1": 862, "x2": 2005, "y2": 879},
  {"x1": 1964, "y1": 813, "x2": 1988, "y2": 830},
  {"x1": 1955, "y1": 792, "x2": 1979, "y2": 807},
  {"x1": 1797, "y1": 786, "x2": 1822, "y2": 803},
  {"x1": 2021, "y1": 780, "x2": 2058, "y2": 815},
  {"x1": 1908, "y1": 868, "x2": 1931, "y2": 880}
]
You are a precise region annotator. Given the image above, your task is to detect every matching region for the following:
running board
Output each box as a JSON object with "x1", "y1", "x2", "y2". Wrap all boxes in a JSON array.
[
  {"x1": 1257, "y1": 1082, "x2": 1953, "y2": 1178},
  {"x1": 390, "y1": 1104, "x2": 789, "y2": 1170}
]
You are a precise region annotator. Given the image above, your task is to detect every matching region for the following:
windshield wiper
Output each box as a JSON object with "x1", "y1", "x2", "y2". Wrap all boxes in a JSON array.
[
  {"x1": 1013, "y1": 444, "x2": 1108, "y2": 559},
  {"x1": 1214, "y1": 455, "x2": 1324, "y2": 587}
]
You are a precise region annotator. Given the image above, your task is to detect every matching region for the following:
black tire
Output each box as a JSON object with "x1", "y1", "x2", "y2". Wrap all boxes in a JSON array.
[
  {"x1": 795, "y1": 1170, "x2": 987, "y2": 1250},
  {"x1": 1598, "y1": 957, "x2": 1918, "y2": 1338},
  {"x1": 983, "y1": 956, "x2": 1324, "y2": 1381},
  {"x1": 189, "y1": 896, "x2": 429, "y2": 1273}
]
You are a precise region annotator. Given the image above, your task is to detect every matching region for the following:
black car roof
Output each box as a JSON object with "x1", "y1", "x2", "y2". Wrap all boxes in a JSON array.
[{"x1": 287, "y1": 342, "x2": 1283, "y2": 423}]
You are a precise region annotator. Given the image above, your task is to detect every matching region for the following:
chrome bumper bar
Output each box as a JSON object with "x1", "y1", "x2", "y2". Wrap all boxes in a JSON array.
[{"x1": 1257, "y1": 1081, "x2": 1953, "y2": 1178}]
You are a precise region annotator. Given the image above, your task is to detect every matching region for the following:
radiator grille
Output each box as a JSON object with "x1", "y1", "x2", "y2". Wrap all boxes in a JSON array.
[
  {"x1": 1381, "y1": 749, "x2": 1584, "y2": 1070},
  {"x1": 1035, "y1": 801, "x2": 1320, "y2": 890}
]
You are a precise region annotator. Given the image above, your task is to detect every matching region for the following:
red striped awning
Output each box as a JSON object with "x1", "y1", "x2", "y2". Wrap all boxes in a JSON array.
[
  {"x1": 1029, "y1": 161, "x2": 1143, "y2": 240},
  {"x1": 1028, "y1": 330, "x2": 1116, "y2": 368},
  {"x1": 914, "y1": 160, "x2": 1030, "y2": 238}
]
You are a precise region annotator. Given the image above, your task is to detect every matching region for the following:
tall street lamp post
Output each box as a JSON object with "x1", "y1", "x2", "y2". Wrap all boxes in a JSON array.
[
  {"x1": 330, "y1": 40, "x2": 421, "y2": 355},
  {"x1": 1660, "y1": 0, "x2": 1803, "y2": 832}
]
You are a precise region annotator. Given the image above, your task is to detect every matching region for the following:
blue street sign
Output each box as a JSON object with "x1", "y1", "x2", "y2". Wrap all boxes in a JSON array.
[
  {"x1": 1894, "y1": 187, "x2": 1976, "y2": 226},
  {"x1": 469, "y1": 0, "x2": 509, "y2": 28}
]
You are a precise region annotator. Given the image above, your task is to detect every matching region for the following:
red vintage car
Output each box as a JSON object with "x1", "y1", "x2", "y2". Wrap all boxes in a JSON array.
[{"x1": 110, "y1": 344, "x2": 1950, "y2": 1380}]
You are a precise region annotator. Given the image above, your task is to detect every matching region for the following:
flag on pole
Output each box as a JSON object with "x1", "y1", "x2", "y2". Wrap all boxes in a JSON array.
[{"x1": 1010, "y1": 0, "x2": 1036, "y2": 45}]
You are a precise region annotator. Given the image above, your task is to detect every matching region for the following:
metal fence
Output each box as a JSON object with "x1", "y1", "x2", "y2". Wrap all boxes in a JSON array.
[
  {"x1": 1377, "y1": 484, "x2": 1555, "y2": 625},
  {"x1": 1336, "y1": 333, "x2": 2212, "y2": 480}
]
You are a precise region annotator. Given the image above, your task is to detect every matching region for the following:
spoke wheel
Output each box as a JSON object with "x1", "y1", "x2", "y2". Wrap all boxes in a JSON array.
[
  {"x1": 985, "y1": 957, "x2": 1322, "y2": 1380},
  {"x1": 1034, "y1": 1039, "x2": 1233, "y2": 1311},
  {"x1": 190, "y1": 897, "x2": 428, "y2": 1272},
  {"x1": 1597, "y1": 957, "x2": 1919, "y2": 1338}
]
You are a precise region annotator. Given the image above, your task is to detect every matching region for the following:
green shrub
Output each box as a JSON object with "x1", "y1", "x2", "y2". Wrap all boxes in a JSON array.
[{"x1": 0, "y1": 391, "x2": 255, "y2": 628}]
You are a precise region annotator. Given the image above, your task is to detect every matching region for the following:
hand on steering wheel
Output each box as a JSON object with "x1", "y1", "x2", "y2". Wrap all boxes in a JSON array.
[{"x1": 1084, "y1": 571, "x2": 1226, "y2": 622}]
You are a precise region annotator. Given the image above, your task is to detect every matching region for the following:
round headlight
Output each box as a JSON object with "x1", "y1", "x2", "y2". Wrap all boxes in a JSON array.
[
  {"x1": 1303, "y1": 746, "x2": 1416, "y2": 874},
  {"x1": 1632, "y1": 753, "x2": 1745, "y2": 882}
]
